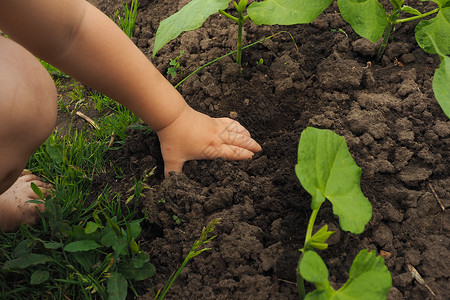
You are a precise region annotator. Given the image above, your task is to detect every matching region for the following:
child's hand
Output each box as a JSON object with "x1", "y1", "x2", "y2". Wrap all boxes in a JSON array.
[{"x1": 156, "y1": 106, "x2": 262, "y2": 177}]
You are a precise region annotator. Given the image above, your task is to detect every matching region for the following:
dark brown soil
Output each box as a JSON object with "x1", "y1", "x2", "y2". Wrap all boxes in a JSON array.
[{"x1": 92, "y1": 0, "x2": 449, "y2": 299}]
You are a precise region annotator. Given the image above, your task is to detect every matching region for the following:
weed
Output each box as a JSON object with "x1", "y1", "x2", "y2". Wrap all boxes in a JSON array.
[
  {"x1": 295, "y1": 127, "x2": 391, "y2": 299},
  {"x1": 154, "y1": 218, "x2": 221, "y2": 299},
  {"x1": 112, "y1": 0, "x2": 139, "y2": 38},
  {"x1": 167, "y1": 50, "x2": 185, "y2": 78}
]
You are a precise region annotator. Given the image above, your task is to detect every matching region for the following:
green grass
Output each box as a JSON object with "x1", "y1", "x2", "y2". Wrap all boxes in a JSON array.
[{"x1": 1, "y1": 57, "x2": 153, "y2": 299}]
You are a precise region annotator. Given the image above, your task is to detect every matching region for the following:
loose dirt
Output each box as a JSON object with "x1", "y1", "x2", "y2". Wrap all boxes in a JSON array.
[{"x1": 91, "y1": 0, "x2": 449, "y2": 299}]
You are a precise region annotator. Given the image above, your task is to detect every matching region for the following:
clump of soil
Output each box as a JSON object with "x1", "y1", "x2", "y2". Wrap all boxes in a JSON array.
[{"x1": 93, "y1": 0, "x2": 449, "y2": 299}]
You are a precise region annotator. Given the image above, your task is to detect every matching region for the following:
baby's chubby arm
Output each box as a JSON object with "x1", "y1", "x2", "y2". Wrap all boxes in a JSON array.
[{"x1": 0, "y1": 0, "x2": 261, "y2": 176}]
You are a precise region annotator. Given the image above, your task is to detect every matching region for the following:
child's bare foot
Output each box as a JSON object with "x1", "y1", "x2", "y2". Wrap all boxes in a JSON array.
[{"x1": 0, "y1": 171, "x2": 51, "y2": 232}]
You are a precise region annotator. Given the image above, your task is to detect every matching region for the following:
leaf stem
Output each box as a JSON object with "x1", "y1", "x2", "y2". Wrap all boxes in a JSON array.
[
  {"x1": 297, "y1": 206, "x2": 321, "y2": 300},
  {"x1": 394, "y1": 8, "x2": 439, "y2": 24}
]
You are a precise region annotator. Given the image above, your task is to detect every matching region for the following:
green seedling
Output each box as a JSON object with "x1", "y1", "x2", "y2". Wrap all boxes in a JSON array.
[
  {"x1": 256, "y1": 58, "x2": 264, "y2": 66},
  {"x1": 153, "y1": 0, "x2": 333, "y2": 71},
  {"x1": 167, "y1": 50, "x2": 185, "y2": 78},
  {"x1": 154, "y1": 218, "x2": 221, "y2": 299},
  {"x1": 113, "y1": 0, "x2": 139, "y2": 38},
  {"x1": 295, "y1": 127, "x2": 391, "y2": 299}
]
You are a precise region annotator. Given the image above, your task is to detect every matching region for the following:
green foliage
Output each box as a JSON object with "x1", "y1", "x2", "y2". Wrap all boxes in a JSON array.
[
  {"x1": 152, "y1": 0, "x2": 329, "y2": 67},
  {"x1": 337, "y1": 0, "x2": 387, "y2": 43},
  {"x1": 295, "y1": 127, "x2": 372, "y2": 234},
  {"x1": 299, "y1": 250, "x2": 392, "y2": 300},
  {"x1": 415, "y1": 6, "x2": 450, "y2": 55},
  {"x1": 430, "y1": 36, "x2": 450, "y2": 118},
  {"x1": 247, "y1": 0, "x2": 333, "y2": 25},
  {"x1": 167, "y1": 50, "x2": 185, "y2": 78},
  {"x1": 295, "y1": 128, "x2": 391, "y2": 299},
  {"x1": 1, "y1": 198, "x2": 154, "y2": 300},
  {"x1": 153, "y1": 0, "x2": 229, "y2": 57},
  {"x1": 113, "y1": 0, "x2": 139, "y2": 38}
]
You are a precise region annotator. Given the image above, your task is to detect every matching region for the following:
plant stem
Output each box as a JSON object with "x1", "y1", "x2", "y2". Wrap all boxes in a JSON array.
[
  {"x1": 376, "y1": 22, "x2": 392, "y2": 62},
  {"x1": 236, "y1": 14, "x2": 244, "y2": 75},
  {"x1": 394, "y1": 8, "x2": 439, "y2": 24},
  {"x1": 174, "y1": 31, "x2": 298, "y2": 89},
  {"x1": 297, "y1": 206, "x2": 320, "y2": 300}
]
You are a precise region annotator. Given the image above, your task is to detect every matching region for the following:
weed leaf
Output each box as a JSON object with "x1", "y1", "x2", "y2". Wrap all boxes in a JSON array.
[
  {"x1": 64, "y1": 240, "x2": 101, "y2": 252},
  {"x1": 296, "y1": 127, "x2": 372, "y2": 234},
  {"x1": 120, "y1": 261, "x2": 156, "y2": 281},
  {"x1": 337, "y1": 0, "x2": 387, "y2": 43},
  {"x1": 153, "y1": 0, "x2": 229, "y2": 57},
  {"x1": 2, "y1": 253, "x2": 51, "y2": 270},
  {"x1": 107, "y1": 272, "x2": 128, "y2": 300},
  {"x1": 30, "y1": 270, "x2": 50, "y2": 285},
  {"x1": 248, "y1": 0, "x2": 333, "y2": 25},
  {"x1": 30, "y1": 182, "x2": 44, "y2": 199},
  {"x1": 415, "y1": 7, "x2": 450, "y2": 55},
  {"x1": 85, "y1": 221, "x2": 104, "y2": 234}
]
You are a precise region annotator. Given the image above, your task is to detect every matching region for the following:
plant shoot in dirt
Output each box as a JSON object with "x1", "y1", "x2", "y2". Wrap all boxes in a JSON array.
[
  {"x1": 167, "y1": 50, "x2": 185, "y2": 78},
  {"x1": 154, "y1": 218, "x2": 221, "y2": 299},
  {"x1": 295, "y1": 127, "x2": 391, "y2": 299},
  {"x1": 113, "y1": 0, "x2": 139, "y2": 38},
  {"x1": 152, "y1": 0, "x2": 333, "y2": 71}
]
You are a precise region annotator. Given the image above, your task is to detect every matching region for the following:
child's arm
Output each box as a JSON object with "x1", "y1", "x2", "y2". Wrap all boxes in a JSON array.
[{"x1": 0, "y1": 0, "x2": 261, "y2": 175}]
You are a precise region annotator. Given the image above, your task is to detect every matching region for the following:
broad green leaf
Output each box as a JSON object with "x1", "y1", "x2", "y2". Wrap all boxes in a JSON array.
[
  {"x1": 299, "y1": 251, "x2": 331, "y2": 291},
  {"x1": 101, "y1": 229, "x2": 118, "y2": 247},
  {"x1": 430, "y1": 37, "x2": 450, "y2": 118},
  {"x1": 120, "y1": 261, "x2": 156, "y2": 281},
  {"x1": 85, "y1": 221, "x2": 104, "y2": 234},
  {"x1": 295, "y1": 127, "x2": 372, "y2": 234},
  {"x1": 30, "y1": 270, "x2": 49, "y2": 285},
  {"x1": 335, "y1": 250, "x2": 392, "y2": 299},
  {"x1": 434, "y1": 58, "x2": 450, "y2": 118},
  {"x1": 2, "y1": 254, "x2": 51, "y2": 270},
  {"x1": 153, "y1": 0, "x2": 229, "y2": 57},
  {"x1": 302, "y1": 250, "x2": 392, "y2": 300},
  {"x1": 247, "y1": 0, "x2": 333, "y2": 25},
  {"x1": 337, "y1": 0, "x2": 387, "y2": 42},
  {"x1": 127, "y1": 219, "x2": 142, "y2": 240},
  {"x1": 415, "y1": 8, "x2": 450, "y2": 55},
  {"x1": 107, "y1": 272, "x2": 128, "y2": 300},
  {"x1": 64, "y1": 240, "x2": 100, "y2": 252}
]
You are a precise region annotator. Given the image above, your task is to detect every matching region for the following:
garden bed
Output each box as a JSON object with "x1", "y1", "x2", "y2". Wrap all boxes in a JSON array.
[{"x1": 93, "y1": 0, "x2": 449, "y2": 298}]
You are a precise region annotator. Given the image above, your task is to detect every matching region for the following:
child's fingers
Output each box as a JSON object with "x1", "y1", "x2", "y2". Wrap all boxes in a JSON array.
[
  {"x1": 214, "y1": 144, "x2": 255, "y2": 160},
  {"x1": 218, "y1": 118, "x2": 251, "y2": 137},
  {"x1": 219, "y1": 131, "x2": 262, "y2": 153}
]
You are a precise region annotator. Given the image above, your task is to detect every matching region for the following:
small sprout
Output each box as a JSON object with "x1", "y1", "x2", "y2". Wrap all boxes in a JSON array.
[
  {"x1": 167, "y1": 50, "x2": 184, "y2": 78},
  {"x1": 256, "y1": 58, "x2": 264, "y2": 65}
]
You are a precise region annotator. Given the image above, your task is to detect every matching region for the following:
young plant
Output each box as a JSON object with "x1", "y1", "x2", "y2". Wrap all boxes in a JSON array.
[
  {"x1": 112, "y1": 0, "x2": 139, "y2": 38},
  {"x1": 295, "y1": 127, "x2": 391, "y2": 299},
  {"x1": 154, "y1": 218, "x2": 221, "y2": 299},
  {"x1": 152, "y1": 0, "x2": 333, "y2": 70},
  {"x1": 167, "y1": 50, "x2": 185, "y2": 78}
]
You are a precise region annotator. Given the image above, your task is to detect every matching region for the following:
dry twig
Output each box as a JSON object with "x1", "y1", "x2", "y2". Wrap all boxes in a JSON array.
[
  {"x1": 428, "y1": 182, "x2": 446, "y2": 212},
  {"x1": 75, "y1": 111, "x2": 99, "y2": 130}
]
